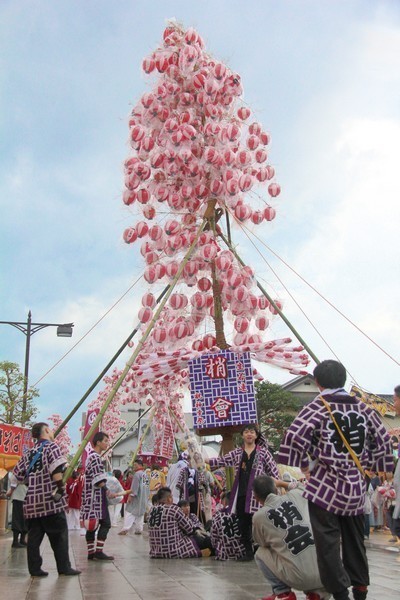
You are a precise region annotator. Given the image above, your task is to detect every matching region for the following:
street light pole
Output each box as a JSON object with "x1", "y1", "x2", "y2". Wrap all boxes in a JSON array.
[{"x1": 0, "y1": 310, "x2": 74, "y2": 425}]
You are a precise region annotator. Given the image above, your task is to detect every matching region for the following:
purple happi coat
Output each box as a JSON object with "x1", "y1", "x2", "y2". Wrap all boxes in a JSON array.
[
  {"x1": 209, "y1": 445, "x2": 279, "y2": 515},
  {"x1": 188, "y1": 512, "x2": 204, "y2": 530},
  {"x1": 176, "y1": 466, "x2": 208, "y2": 513},
  {"x1": 13, "y1": 440, "x2": 67, "y2": 519},
  {"x1": 80, "y1": 451, "x2": 107, "y2": 520},
  {"x1": 278, "y1": 390, "x2": 395, "y2": 516},
  {"x1": 148, "y1": 503, "x2": 201, "y2": 558},
  {"x1": 211, "y1": 507, "x2": 246, "y2": 560}
]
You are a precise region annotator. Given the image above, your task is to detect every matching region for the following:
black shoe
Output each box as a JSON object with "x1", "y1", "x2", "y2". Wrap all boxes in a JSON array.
[
  {"x1": 88, "y1": 553, "x2": 96, "y2": 560},
  {"x1": 12, "y1": 542, "x2": 26, "y2": 548},
  {"x1": 19, "y1": 538, "x2": 27, "y2": 546},
  {"x1": 59, "y1": 568, "x2": 81, "y2": 576},
  {"x1": 237, "y1": 553, "x2": 254, "y2": 562},
  {"x1": 30, "y1": 570, "x2": 48, "y2": 577},
  {"x1": 93, "y1": 551, "x2": 114, "y2": 561}
]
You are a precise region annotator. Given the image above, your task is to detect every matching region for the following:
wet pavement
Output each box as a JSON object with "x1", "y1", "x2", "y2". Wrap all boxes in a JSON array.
[{"x1": 0, "y1": 527, "x2": 399, "y2": 600}]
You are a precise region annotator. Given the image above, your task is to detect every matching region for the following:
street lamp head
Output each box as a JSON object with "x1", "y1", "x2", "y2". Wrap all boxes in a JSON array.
[{"x1": 56, "y1": 324, "x2": 74, "y2": 337}]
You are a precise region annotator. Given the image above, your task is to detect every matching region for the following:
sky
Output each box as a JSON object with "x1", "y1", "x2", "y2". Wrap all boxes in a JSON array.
[{"x1": 1, "y1": 1, "x2": 399, "y2": 446}]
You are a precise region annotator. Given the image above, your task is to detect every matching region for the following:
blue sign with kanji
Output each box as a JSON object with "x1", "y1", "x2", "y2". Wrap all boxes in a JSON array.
[{"x1": 188, "y1": 350, "x2": 257, "y2": 429}]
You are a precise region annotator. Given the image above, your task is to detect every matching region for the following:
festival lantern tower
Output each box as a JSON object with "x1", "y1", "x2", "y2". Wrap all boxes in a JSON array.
[
  {"x1": 62, "y1": 23, "x2": 313, "y2": 481},
  {"x1": 118, "y1": 22, "x2": 309, "y2": 456}
]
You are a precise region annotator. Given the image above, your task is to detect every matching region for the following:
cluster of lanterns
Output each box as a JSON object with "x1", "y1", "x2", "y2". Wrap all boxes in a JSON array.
[
  {"x1": 112, "y1": 24, "x2": 309, "y2": 453},
  {"x1": 121, "y1": 23, "x2": 285, "y2": 349}
]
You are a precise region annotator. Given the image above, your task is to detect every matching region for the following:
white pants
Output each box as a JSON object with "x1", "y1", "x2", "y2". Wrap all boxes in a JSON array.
[
  {"x1": 122, "y1": 512, "x2": 144, "y2": 533},
  {"x1": 66, "y1": 508, "x2": 80, "y2": 530},
  {"x1": 108, "y1": 503, "x2": 123, "y2": 526}
]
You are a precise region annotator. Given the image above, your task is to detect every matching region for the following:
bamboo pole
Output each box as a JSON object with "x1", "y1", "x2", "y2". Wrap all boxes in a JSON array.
[
  {"x1": 219, "y1": 232, "x2": 320, "y2": 364},
  {"x1": 54, "y1": 284, "x2": 171, "y2": 438},
  {"x1": 63, "y1": 217, "x2": 207, "y2": 482}
]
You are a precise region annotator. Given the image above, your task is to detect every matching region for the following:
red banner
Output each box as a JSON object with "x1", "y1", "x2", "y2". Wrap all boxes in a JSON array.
[{"x1": 0, "y1": 423, "x2": 34, "y2": 470}]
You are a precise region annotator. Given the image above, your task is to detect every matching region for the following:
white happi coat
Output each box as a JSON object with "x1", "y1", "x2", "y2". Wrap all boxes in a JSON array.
[{"x1": 253, "y1": 488, "x2": 324, "y2": 593}]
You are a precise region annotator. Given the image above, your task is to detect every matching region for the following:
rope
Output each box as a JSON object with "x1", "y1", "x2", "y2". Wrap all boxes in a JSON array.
[
  {"x1": 233, "y1": 216, "x2": 399, "y2": 368},
  {"x1": 31, "y1": 272, "x2": 144, "y2": 387}
]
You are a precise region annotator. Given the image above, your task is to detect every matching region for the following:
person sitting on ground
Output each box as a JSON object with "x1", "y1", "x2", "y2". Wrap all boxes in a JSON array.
[
  {"x1": 148, "y1": 487, "x2": 210, "y2": 558},
  {"x1": 210, "y1": 491, "x2": 246, "y2": 561},
  {"x1": 252, "y1": 475, "x2": 329, "y2": 600},
  {"x1": 177, "y1": 499, "x2": 213, "y2": 553}
]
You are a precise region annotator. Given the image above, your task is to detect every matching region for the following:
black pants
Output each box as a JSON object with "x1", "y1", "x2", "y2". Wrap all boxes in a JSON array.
[
  {"x1": 27, "y1": 512, "x2": 71, "y2": 575},
  {"x1": 12, "y1": 500, "x2": 27, "y2": 534},
  {"x1": 309, "y1": 501, "x2": 369, "y2": 599},
  {"x1": 236, "y1": 496, "x2": 253, "y2": 554},
  {"x1": 85, "y1": 508, "x2": 111, "y2": 543}
]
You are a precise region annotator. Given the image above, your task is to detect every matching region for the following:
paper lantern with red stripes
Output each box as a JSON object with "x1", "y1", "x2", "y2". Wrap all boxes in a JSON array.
[
  {"x1": 123, "y1": 227, "x2": 137, "y2": 244},
  {"x1": 264, "y1": 207, "x2": 276, "y2": 222}
]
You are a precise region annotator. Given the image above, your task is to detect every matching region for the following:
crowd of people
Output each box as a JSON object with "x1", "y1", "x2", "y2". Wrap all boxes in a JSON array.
[{"x1": 5, "y1": 360, "x2": 400, "y2": 600}]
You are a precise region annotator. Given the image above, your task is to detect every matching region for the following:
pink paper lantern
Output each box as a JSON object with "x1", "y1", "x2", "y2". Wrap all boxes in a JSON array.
[
  {"x1": 192, "y1": 339, "x2": 204, "y2": 351},
  {"x1": 234, "y1": 204, "x2": 252, "y2": 222},
  {"x1": 234, "y1": 316, "x2": 250, "y2": 333},
  {"x1": 234, "y1": 285, "x2": 249, "y2": 303},
  {"x1": 251, "y1": 210, "x2": 264, "y2": 224},
  {"x1": 190, "y1": 292, "x2": 207, "y2": 310},
  {"x1": 142, "y1": 293, "x2": 156, "y2": 308},
  {"x1": 136, "y1": 221, "x2": 149, "y2": 238},
  {"x1": 200, "y1": 243, "x2": 218, "y2": 261},
  {"x1": 264, "y1": 207, "x2": 276, "y2": 222},
  {"x1": 165, "y1": 261, "x2": 179, "y2": 279},
  {"x1": 142, "y1": 206, "x2": 156, "y2": 220},
  {"x1": 138, "y1": 307, "x2": 153, "y2": 323},
  {"x1": 149, "y1": 225, "x2": 163, "y2": 241},
  {"x1": 163, "y1": 220, "x2": 179, "y2": 236},
  {"x1": 247, "y1": 135, "x2": 260, "y2": 151},
  {"x1": 144, "y1": 266, "x2": 157, "y2": 284},
  {"x1": 137, "y1": 189, "x2": 150, "y2": 204},
  {"x1": 249, "y1": 122, "x2": 262, "y2": 136},
  {"x1": 122, "y1": 190, "x2": 136, "y2": 205},
  {"x1": 255, "y1": 316, "x2": 269, "y2": 330},
  {"x1": 142, "y1": 57, "x2": 155, "y2": 74},
  {"x1": 227, "y1": 271, "x2": 243, "y2": 288},
  {"x1": 258, "y1": 296, "x2": 270, "y2": 310},
  {"x1": 268, "y1": 183, "x2": 281, "y2": 197},
  {"x1": 123, "y1": 227, "x2": 137, "y2": 244},
  {"x1": 255, "y1": 149, "x2": 268, "y2": 163},
  {"x1": 237, "y1": 107, "x2": 251, "y2": 120},
  {"x1": 203, "y1": 334, "x2": 216, "y2": 349},
  {"x1": 238, "y1": 173, "x2": 253, "y2": 192},
  {"x1": 198, "y1": 277, "x2": 212, "y2": 292}
]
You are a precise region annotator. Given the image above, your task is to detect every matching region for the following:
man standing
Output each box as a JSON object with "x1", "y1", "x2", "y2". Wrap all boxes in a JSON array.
[
  {"x1": 279, "y1": 360, "x2": 394, "y2": 600},
  {"x1": 391, "y1": 385, "x2": 400, "y2": 539},
  {"x1": 13, "y1": 422, "x2": 80, "y2": 577},
  {"x1": 252, "y1": 475, "x2": 328, "y2": 600},
  {"x1": 118, "y1": 458, "x2": 149, "y2": 535},
  {"x1": 6, "y1": 472, "x2": 28, "y2": 548},
  {"x1": 80, "y1": 431, "x2": 114, "y2": 561}
]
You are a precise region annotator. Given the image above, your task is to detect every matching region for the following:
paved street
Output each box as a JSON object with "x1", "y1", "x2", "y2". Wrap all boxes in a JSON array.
[{"x1": 0, "y1": 528, "x2": 399, "y2": 600}]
